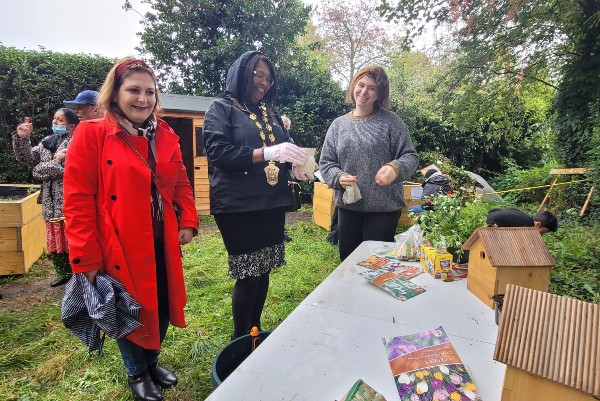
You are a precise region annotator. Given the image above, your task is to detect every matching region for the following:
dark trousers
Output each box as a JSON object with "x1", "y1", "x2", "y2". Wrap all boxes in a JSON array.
[
  {"x1": 116, "y1": 239, "x2": 170, "y2": 376},
  {"x1": 338, "y1": 208, "x2": 401, "y2": 261}
]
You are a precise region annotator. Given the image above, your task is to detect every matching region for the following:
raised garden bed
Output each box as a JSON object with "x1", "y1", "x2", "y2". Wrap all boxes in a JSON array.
[{"x1": 0, "y1": 184, "x2": 44, "y2": 276}]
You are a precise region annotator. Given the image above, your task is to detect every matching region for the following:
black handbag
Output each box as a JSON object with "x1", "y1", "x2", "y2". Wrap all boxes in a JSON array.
[{"x1": 288, "y1": 181, "x2": 302, "y2": 212}]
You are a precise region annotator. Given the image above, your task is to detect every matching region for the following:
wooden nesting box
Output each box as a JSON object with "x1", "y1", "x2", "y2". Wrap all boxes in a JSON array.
[
  {"x1": 313, "y1": 182, "x2": 335, "y2": 230},
  {"x1": 398, "y1": 184, "x2": 423, "y2": 226},
  {"x1": 494, "y1": 284, "x2": 600, "y2": 401},
  {"x1": 461, "y1": 227, "x2": 554, "y2": 308},
  {"x1": 0, "y1": 184, "x2": 45, "y2": 275}
]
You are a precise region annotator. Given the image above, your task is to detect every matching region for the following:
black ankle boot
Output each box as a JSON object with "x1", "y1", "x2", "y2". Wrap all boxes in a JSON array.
[
  {"x1": 148, "y1": 364, "x2": 178, "y2": 388},
  {"x1": 128, "y1": 371, "x2": 163, "y2": 401}
]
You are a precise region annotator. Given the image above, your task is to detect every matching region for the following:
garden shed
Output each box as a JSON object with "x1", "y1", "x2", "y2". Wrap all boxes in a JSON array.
[
  {"x1": 494, "y1": 284, "x2": 599, "y2": 401},
  {"x1": 158, "y1": 93, "x2": 215, "y2": 215},
  {"x1": 461, "y1": 227, "x2": 554, "y2": 308}
]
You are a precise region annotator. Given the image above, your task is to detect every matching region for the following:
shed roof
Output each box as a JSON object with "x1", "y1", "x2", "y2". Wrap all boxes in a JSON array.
[
  {"x1": 494, "y1": 284, "x2": 600, "y2": 397},
  {"x1": 462, "y1": 227, "x2": 554, "y2": 267},
  {"x1": 160, "y1": 93, "x2": 215, "y2": 114}
]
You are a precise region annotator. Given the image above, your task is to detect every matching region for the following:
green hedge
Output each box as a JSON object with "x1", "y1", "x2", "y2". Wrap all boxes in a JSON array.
[{"x1": 0, "y1": 46, "x2": 114, "y2": 183}]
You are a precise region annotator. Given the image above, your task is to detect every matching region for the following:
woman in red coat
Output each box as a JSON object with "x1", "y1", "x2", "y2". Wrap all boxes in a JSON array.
[{"x1": 63, "y1": 58, "x2": 198, "y2": 401}]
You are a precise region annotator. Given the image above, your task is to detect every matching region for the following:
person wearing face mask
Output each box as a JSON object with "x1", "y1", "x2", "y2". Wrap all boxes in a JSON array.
[
  {"x1": 203, "y1": 51, "x2": 312, "y2": 340},
  {"x1": 319, "y1": 66, "x2": 419, "y2": 261},
  {"x1": 63, "y1": 58, "x2": 198, "y2": 401},
  {"x1": 13, "y1": 108, "x2": 79, "y2": 287}
]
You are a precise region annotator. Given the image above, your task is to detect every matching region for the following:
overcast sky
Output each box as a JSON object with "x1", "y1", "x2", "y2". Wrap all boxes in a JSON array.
[
  {"x1": 0, "y1": 0, "x2": 151, "y2": 57},
  {"x1": 0, "y1": 0, "x2": 322, "y2": 58}
]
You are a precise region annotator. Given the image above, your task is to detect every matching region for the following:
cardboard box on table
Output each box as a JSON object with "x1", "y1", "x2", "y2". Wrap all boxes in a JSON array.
[
  {"x1": 419, "y1": 246, "x2": 453, "y2": 280},
  {"x1": 398, "y1": 184, "x2": 423, "y2": 226}
]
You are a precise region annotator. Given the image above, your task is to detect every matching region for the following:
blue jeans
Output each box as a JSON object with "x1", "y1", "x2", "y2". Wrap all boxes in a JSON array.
[
  {"x1": 116, "y1": 312, "x2": 170, "y2": 376},
  {"x1": 117, "y1": 239, "x2": 170, "y2": 376}
]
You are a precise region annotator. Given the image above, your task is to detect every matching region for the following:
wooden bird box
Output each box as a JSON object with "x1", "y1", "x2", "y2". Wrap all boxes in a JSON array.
[
  {"x1": 494, "y1": 284, "x2": 600, "y2": 401},
  {"x1": 461, "y1": 227, "x2": 554, "y2": 308}
]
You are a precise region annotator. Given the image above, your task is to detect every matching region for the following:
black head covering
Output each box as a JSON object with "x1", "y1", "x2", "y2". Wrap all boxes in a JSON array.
[{"x1": 224, "y1": 51, "x2": 277, "y2": 107}]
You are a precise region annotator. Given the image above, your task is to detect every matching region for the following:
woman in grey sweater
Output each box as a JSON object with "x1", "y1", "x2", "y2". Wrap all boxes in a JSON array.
[{"x1": 319, "y1": 66, "x2": 419, "y2": 260}]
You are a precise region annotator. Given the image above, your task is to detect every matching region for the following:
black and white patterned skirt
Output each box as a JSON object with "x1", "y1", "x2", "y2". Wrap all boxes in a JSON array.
[{"x1": 215, "y1": 208, "x2": 286, "y2": 280}]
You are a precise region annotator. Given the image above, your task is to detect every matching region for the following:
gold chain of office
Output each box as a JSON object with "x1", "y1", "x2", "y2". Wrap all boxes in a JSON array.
[{"x1": 227, "y1": 95, "x2": 280, "y2": 186}]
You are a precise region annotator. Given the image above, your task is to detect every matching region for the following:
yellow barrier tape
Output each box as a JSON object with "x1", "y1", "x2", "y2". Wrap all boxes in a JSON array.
[{"x1": 468, "y1": 179, "x2": 590, "y2": 197}]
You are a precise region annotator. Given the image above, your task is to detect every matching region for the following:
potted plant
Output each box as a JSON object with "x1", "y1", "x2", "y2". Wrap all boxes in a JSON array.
[{"x1": 410, "y1": 194, "x2": 497, "y2": 262}]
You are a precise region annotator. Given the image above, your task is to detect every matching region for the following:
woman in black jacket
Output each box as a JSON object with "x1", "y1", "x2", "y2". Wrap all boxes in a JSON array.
[{"x1": 203, "y1": 51, "x2": 311, "y2": 339}]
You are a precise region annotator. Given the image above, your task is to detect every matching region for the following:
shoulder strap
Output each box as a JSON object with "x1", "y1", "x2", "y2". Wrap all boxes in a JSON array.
[{"x1": 117, "y1": 132, "x2": 174, "y2": 205}]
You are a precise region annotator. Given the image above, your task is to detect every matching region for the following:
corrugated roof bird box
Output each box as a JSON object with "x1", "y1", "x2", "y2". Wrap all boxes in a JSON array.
[
  {"x1": 494, "y1": 284, "x2": 600, "y2": 401},
  {"x1": 461, "y1": 227, "x2": 554, "y2": 308}
]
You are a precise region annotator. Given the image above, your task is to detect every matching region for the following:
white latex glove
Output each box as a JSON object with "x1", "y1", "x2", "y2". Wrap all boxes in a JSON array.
[
  {"x1": 263, "y1": 143, "x2": 307, "y2": 165},
  {"x1": 292, "y1": 165, "x2": 314, "y2": 181}
]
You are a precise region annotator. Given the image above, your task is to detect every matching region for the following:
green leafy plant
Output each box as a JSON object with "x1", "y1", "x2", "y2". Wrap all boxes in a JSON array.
[{"x1": 410, "y1": 195, "x2": 499, "y2": 256}]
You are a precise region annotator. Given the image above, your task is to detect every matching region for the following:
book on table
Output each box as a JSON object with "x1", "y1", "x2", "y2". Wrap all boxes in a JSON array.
[
  {"x1": 359, "y1": 264, "x2": 425, "y2": 301},
  {"x1": 383, "y1": 326, "x2": 481, "y2": 401}
]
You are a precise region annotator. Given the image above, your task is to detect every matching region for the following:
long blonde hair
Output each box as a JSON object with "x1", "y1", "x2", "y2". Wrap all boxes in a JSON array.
[{"x1": 97, "y1": 57, "x2": 162, "y2": 122}]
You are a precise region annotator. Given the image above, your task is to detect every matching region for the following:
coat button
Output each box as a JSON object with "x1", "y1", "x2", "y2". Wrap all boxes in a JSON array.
[
  {"x1": 115, "y1": 229, "x2": 118, "y2": 235},
  {"x1": 72, "y1": 258, "x2": 80, "y2": 264},
  {"x1": 107, "y1": 160, "x2": 113, "y2": 165},
  {"x1": 115, "y1": 265, "x2": 120, "y2": 270},
  {"x1": 111, "y1": 195, "x2": 117, "y2": 201}
]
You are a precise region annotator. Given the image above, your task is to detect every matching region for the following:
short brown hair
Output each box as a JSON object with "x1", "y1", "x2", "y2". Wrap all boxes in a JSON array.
[
  {"x1": 346, "y1": 66, "x2": 390, "y2": 110},
  {"x1": 97, "y1": 57, "x2": 162, "y2": 122}
]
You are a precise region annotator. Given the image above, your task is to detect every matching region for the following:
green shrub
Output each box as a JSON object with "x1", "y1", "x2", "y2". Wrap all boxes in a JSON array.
[
  {"x1": 0, "y1": 46, "x2": 113, "y2": 183},
  {"x1": 411, "y1": 195, "x2": 499, "y2": 252},
  {"x1": 545, "y1": 222, "x2": 600, "y2": 303},
  {"x1": 489, "y1": 161, "x2": 558, "y2": 205}
]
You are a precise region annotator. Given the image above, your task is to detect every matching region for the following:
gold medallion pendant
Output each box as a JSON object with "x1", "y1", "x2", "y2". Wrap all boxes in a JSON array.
[{"x1": 264, "y1": 161, "x2": 279, "y2": 186}]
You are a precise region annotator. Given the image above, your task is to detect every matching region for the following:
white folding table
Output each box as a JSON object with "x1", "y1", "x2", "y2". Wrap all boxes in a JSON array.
[{"x1": 205, "y1": 241, "x2": 505, "y2": 401}]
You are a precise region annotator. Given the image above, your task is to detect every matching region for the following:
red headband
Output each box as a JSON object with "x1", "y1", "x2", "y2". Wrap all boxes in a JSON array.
[{"x1": 115, "y1": 59, "x2": 151, "y2": 80}]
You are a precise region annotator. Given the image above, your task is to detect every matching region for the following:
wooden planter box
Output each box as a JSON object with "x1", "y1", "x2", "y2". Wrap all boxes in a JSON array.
[
  {"x1": 0, "y1": 184, "x2": 45, "y2": 276},
  {"x1": 313, "y1": 182, "x2": 335, "y2": 230}
]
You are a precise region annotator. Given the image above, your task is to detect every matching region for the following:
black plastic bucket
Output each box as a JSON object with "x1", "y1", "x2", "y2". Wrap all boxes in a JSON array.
[{"x1": 211, "y1": 331, "x2": 271, "y2": 389}]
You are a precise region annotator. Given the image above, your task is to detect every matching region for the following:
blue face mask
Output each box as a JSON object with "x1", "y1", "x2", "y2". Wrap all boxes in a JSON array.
[{"x1": 52, "y1": 124, "x2": 68, "y2": 135}]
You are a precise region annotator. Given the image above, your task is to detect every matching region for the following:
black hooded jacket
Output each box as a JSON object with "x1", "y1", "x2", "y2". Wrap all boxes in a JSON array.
[{"x1": 203, "y1": 51, "x2": 292, "y2": 214}]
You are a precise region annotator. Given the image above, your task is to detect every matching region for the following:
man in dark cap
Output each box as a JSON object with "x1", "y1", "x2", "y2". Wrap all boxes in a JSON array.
[{"x1": 64, "y1": 90, "x2": 102, "y2": 121}]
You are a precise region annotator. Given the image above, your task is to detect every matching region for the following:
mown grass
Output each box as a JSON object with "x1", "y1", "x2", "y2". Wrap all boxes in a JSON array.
[
  {"x1": 1, "y1": 209, "x2": 598, "y2": 400},
  {"x1": 0, "y1": 212, "x2": 339, "y2": 400}
]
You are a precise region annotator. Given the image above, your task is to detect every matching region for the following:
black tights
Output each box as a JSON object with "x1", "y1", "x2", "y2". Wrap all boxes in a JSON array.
[{"x1": 231, "y1": 273, "x2": 270, "y2": 339}]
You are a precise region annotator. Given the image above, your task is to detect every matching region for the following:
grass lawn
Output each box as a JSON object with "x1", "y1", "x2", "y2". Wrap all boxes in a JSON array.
[
  {"x1": 0, "y1": 210, "x2": 340, "y2": 400},
  {"x1": 1, "y1": 207, "x2": 598, "y2": 400}
]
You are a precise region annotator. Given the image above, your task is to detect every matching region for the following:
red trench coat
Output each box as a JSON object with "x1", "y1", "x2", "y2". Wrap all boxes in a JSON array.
[{"x1": 63, "y1": 117, "x2": 198, "y2": 349}]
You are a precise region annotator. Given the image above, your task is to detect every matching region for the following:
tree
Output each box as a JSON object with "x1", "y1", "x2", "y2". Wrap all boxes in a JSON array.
[
  {"x1": 276, "y1": 44, "x2": 347, "y2": 151},
  {"x1": 129, "y1": 0, "x2": 311, "y2": 96},
  {"x1": 313, "y1": 0, "x2": 401, "y2": 85},
  {"x1": 378, "y1": 0, "x2": 600, "y2": 168}
]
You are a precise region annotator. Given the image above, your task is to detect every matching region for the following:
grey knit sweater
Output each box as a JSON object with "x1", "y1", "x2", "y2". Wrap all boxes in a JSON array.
[{"x1": 319, "y1": 109, "x2": 419, "y2": 212}]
